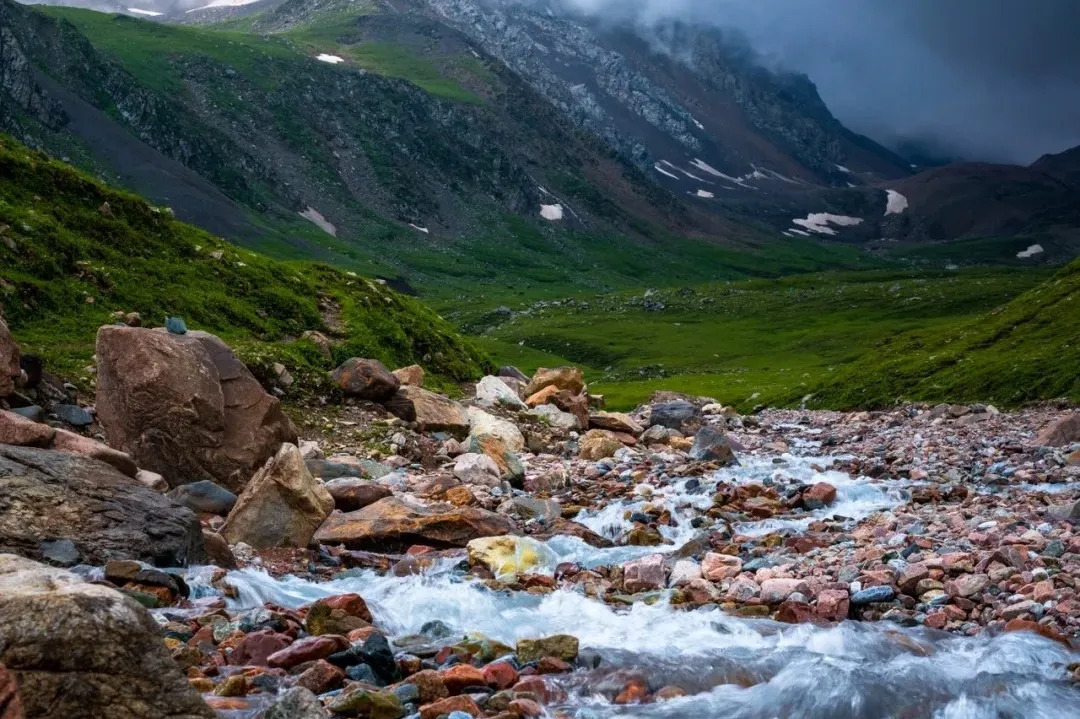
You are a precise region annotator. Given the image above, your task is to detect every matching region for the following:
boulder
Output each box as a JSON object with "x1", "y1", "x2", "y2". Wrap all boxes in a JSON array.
[
  {"x1": 0, "y1": 319, "x2": 19, "y2": 397},
  {"x1": 497, "y1": 366, "x2": 529, "y2": 383},
  {"x1": 453, "y1": 453, "x2": 501, "y2": 487},
  {"x1": 649, "y1": 401, "x2": 696, "y2": 430},
  {"x1": 524, "y1": 367, "x2": 585, "y2": 398},
  {"x1": 221, "y1": 444, "x2": 335, "y2": 549},
  {"x1": 467, "y1": 536, "x2": 557, "y2": 580},
  {"x1": 0, "y1": 445, "x2": 205, "y2": 566},
  {"x1": 313, "y1": 496, "x2": 512, "y2": 550},
  {"x1": 579, "y1": 429, "x2": 623, "y2": 460},
  {"x1": 701, "y1": 553, "x2": 742, "y2": 581},
  {"x1": 1036, "y1": 414, "x2": 1080, "y2": 447},
  {"x1": 383, "y1": 386, "x2": 469, "y2": 437},
  {"x1": 474, "y1": 376, "x2": 527, "y2": 410},
  {"x1": 168, "y1": 480, "x2": 238, "y2": 515},
  {"x1": 136, "y1": 469, "x2": 168, "y2": 492},
  {"x1": 527, "y1": 404, "x2": 579, "y2": 431},
  {"x1": 331, "y1": 358, "x2": 400, "y2": 400},
  {"x1": 94, "y1": 326, "x2": 297, "y2": 492},
  {"x1": 0, "y1": 410, "x2": 54, "y2": 448},
  {"x1": 392, "y1": 364, "x2": 425, "y2": 388},
  {"x1": 0, "y1": 554, "x2": 213, "y2": 719},
  {"x1": 688, "y1": 426, "x2": 737, "y2": 464},
  {"x1": 501, "y1": 497, "x2": 561, "y2": 522},
  {"x1": 803, "y1": 482, "x2": 837, "y2": 509},
  {"x1": 515, "y1": 635, "x2": 579, "y2": 664},
  {"x1": 467, "y1": 408, "x2": 525, "y2": 451},
  {"x1": 324, "y1": 478, "x2": 393, "y2": 513},
  {"x1": 588, "y1": 411, "x2": 643, "y2": 436}
]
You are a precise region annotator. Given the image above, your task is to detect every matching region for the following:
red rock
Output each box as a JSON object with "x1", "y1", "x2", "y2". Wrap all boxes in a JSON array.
[
  {"x1": 0, "y1": 662, "x2": 23, "y2": 719},
  {"x1": 1035, "y1": 414, "x2": 1080, "y2": 447},
  {"x1": 403, "y1": 669, "x2": 448, "y2": 703},
  {"x1": 623, "y1": 554, "x2": 667, "y2": 593},
  {"x1": 227, "y1": 631, "x2": 291, "y2": 666},
  {"x1": 440, "y1": 664, "x2": 487, "y2": 694},
  {"x1": 511, "y1": 678, "x2": 551, "y2": 704},
  {"x1": 420, "y1": 695, "x2": 481, "y2": 719},
  {"x1": 815, "y1": 589, "x2": 850, "y2": 622},
  {"x1": 266, "y1": 635, "x2": 348, "y2": 669},
  {"x1": 50, "y1": 429, "x2": 138, "y2": 478},
  {"x1": 535, "y1": 657, "x2": 571, "y2": 674},
  {"x1": 803, "y1": 482, "x2": 837, "y2": 508},
  {"x1": 1004, "y1": 618, "x2": 1071, "y2": 647},
  {"x1": 317, "y1": 593, "x2": 373, "y2": 623},
  {"x1": 296, "y1": 659, "x2": 344, "y2": 694},
  {"x1": 614, "y1": 679, "x2": 649, "y2": 705},
  {"x1": 483, "y1": 661, "x2": 519, "y2": 689},
  {"x1": 898, "y1": 563, "x2": 930, "y2": 595},
  {"x1": 925, "y1": 612, "x2": 948, "y2": 630},
  {"x1": 507, "y1": 698, "x2": 544, "y2": 717},
  {"x1": 331, "y1": 358, "x2": 400, "y2": 401},
  {"x1": 1033, "y1": 580, "x2": 1055, "y2": 603},
  {"x1": 775, "y1": 600, "x2": 815, "y2": 624},
  {"x1": 945, "y1": 573, "x2": 989, "y2": 599}
]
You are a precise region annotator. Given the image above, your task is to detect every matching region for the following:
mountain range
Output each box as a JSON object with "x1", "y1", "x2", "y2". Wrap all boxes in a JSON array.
[{"x1": 4, "y1": 0, "x2": 1080, "y2": 295}]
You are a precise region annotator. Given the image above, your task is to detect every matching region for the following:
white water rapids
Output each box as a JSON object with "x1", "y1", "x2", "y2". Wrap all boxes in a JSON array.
[{"x1": 184, "y1": 453, "x2": 1080, "y2": 718}]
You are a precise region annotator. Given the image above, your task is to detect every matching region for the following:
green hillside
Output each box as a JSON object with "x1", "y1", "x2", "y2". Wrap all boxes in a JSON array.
[
  {"x1": 0, "y1": 134, "x2": 490, "y2": 389},
  {"x1": 805, "y1": 259, "x2": 1080, "y2": 408}
]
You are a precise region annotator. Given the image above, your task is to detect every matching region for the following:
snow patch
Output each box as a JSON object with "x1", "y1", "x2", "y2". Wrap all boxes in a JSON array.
[
  {"x1": 690, "y1": 116, "x2": 705, "y2": 130},
  {"x1": 835, "y1": 164, "x2": 852, "y2": 173},
  {"x1": 298, "y1": 207, "x2": 336, "y2": 237},
  {"x1": 540, "y1": 204, "x2": 564, "y2": 221},
  {"x1": 408, "y1": 224, "x2": 429, "y2": 234},
  {"x1": 654, "y1": 163, "x2": 680, "y2": 180},
  {"x1": 695, "y1": 190, "x2": 714, "y2": 199},
  {"x1": 1017, "y1": 244, "x2": 1044, "y2": 259},
  {"x1": 788, "y1": 228, "x2": 810, "y2": 237},
  {"x1": 885, "y1": 189, "x2": 909, "y2": 215},
  {"x1": 792, "y1": 213, "x2": 863, "y2": 236},
  {"x1": 127, "y1": 7, "x2": 163, "y2": 16},
  {"x1": 316, "y1": 54, "x2": 345, "y2": 64},
  {"x1": 186, "y1": 0, "x2": 260, "y2": 12}
]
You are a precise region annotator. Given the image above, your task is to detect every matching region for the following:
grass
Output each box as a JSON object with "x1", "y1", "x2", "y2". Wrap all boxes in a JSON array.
[
  {"x1": 0, "y1": 133, "x2": 491, "y2": 390},
  {"x1": 458, "y1": 269, "x2": 1053, "y2": 410}
]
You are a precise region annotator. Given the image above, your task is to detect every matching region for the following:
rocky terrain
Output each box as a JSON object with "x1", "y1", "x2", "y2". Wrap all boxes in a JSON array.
[{"x1": 3, "y1": 312, "x2": 1080, "y2": 718}]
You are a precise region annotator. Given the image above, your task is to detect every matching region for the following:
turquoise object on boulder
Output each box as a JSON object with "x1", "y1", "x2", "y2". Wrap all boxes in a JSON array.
[{"x1": 165, "y1": 316, "x2": 188, "y2": 335}]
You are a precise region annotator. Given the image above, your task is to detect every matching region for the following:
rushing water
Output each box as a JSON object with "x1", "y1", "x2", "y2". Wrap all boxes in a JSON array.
[{"x1": 184, "y1": 453, "x2": 1080, "y2": 718}]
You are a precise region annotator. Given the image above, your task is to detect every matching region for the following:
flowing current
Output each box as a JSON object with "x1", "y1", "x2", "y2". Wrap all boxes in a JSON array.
[{"x1": 187, "y1": 453, "x2": 1080, "y2": 718}]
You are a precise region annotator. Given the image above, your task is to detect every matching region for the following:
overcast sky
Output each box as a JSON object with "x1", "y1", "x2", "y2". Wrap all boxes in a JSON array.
[{"x1": 548, "y1": 0, "x2": 1080, "y2": 165}]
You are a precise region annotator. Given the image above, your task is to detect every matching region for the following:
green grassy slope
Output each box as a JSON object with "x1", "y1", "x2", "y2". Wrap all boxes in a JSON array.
[
  {"x1": 455, "y1": 269, "x2": 1051, "y2": 410},
  {"x1": 805, "y1": 259, "x2": 1080, "y2": 408},
  {"x1": 0, "y1": 134, "x2": 490, "y2": 388}
]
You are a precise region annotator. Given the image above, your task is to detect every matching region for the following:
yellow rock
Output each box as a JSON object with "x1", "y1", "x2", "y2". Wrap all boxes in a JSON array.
[{"x1": 467, "y1": 536, "x2": 557, "y2": 580}]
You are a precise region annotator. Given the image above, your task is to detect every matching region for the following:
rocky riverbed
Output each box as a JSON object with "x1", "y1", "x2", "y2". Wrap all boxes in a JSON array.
[{"x1": 2, "y1": 320, "x2": 1080, "y2": 718}]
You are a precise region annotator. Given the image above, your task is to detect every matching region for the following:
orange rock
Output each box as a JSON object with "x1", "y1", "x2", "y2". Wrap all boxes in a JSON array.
[
  {"x1": 483, "y1": 661, "x2": 519, "y2": 689},
  {"x1": 420, "y1": 695, "x2": 481, "y2": 719},
  {"x1": 403, "y1": 669, "x2": 449, "y2": 703},
  {"x1": 440, "y1": 664, "x2": 487, "y2": 694},
  {"x1": 508, "y1": 698, "x2": 544, "y2": 717},
  {"x1": 1004, "y1": 618, "x2": 1071, "y2": 647},
  {"x1": 614, "y1": 679, "x2": 649, "y2": 705}
]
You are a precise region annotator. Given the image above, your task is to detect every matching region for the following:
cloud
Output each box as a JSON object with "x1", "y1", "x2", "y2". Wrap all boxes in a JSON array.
[{"x1": 544, "y1": 0, "x2": 1080, "y2": 164}]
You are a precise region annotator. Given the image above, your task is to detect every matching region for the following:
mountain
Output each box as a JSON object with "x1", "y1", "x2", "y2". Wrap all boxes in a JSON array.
[
  {"x1": 0, "y1": 131, "x2": 490, "y2": 387},
  {"x1": 4, "y1": 0, "x2": 1079, "y2": 293}
]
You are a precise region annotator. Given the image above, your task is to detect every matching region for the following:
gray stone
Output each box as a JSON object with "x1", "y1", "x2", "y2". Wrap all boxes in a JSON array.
[
  {"x1": 0, "y1": 444, "x2": 205, "y2": 567},
  {"x1": 10, "y1": 405, "x2": 44, "y2": 422},
  {"x1": 168, "y1": 480, "x2": 237, "y2": 515},
  {"x1": 689, "y1": 426, "x2": 738, "y2": 464},
  {"x1": 0, "y1": 554, "x2": 214, "y2": 719},
  {"x1": 263, "y1": 687, "x2": 329, "y2": 719},
  {"x1": 305, "y1": 459, "x2": 364, "y2": 480},
  {"x1": 851, "y1": 586, "x2": 896, "y2": 605},
  {"x1": 39, "y1": 539, "x2": 80, "y2": 567},
  {"x1": 50, "y1": 404, "x2": 93, "y2": 427},
  {"x1": 650, "y1": 401, "x2": 696, "y2": 429}
]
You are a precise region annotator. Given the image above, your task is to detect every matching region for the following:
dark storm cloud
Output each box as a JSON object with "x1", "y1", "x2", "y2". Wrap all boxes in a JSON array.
[{"x1": 552, "y1": 0, "x2": 1080, "y2": 164}]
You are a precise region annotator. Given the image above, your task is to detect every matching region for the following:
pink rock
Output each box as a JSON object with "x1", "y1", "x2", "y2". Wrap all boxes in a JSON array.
[
  {"x1": 227, "y1": 630, "x2": 291, "y2": 666},
  {"x1": 897, "y1": 562, "x2": 930, "y2": 595},
  {"x1": 803, "y1": 482, "x2": 837, "y2": 508},
  {"x1": 941, "y1": 553, "x2": 974, "y2": 574},
  {"x1": 760, "y1": 578, "x2": 809, "y2": 605},
  {"x1": 725, "y1": 579, "x2": 760, "y2": 603},
  {"x1": 701, "y1": 553, "x2": 742, "y2": 581},
  {"x1": 623, "y1": 554, "x2": 667, "y2": 594},
  {"x1": 51, "y1": 429, "x2": 138, "y2": 478},
  {"x1": 945, "y1": 573, "x2": 990, "y2": 599},
  {"x1": 1033, "y1": 580, "x2": 1055, "y2": 603}
]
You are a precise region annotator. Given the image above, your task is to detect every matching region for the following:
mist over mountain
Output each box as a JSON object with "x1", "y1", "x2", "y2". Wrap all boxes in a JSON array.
[{"x1": 534, "y1": 0, "x2": 1080, "y2": 165}]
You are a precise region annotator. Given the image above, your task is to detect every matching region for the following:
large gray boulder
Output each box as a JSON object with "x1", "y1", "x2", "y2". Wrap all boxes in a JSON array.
[
  {"x1": 95, "y1": 325, "x2": 297, "y2": 492},
  {"x1": 0, "y1": 554, "x2": 214, "y2": 719},
  {"x1": 0, "y1": 445, "x2": 205, "y2": 567}
]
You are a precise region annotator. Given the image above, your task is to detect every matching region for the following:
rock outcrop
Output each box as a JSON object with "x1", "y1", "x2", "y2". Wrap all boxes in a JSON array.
[
  {"x1": 94, "y1": 326, "x2": 296, "y2": 491},
  {"x1": 221, "y1": 444, "x2": 335, "y2": 549},
  {"x1": 0, "y1": 554, "x2": 214, "y2": 719},
  {"x1": 382, "y1": 386, "x2": 469, "y2": 437},
  {"x1": 314, "y1": 496, "x2": 512, "y2": 550},
  {"x1": 332, "y1": 358, "x2": 401, "y2": 401},
  {"x1": 0, "y1": 444, "x2": 205, "y2": 566}
]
